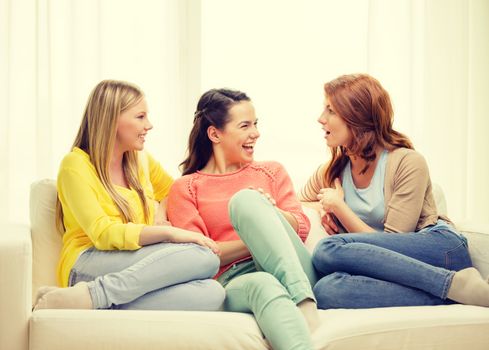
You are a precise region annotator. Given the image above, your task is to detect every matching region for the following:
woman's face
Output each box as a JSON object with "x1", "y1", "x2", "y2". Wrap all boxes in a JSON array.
[
  {"x1": 216, "y1": 101, "x2": 260, "y2": 165},
  {"x1": 115, "y1": 98, "x2": 153, "y2": 152},
  {"x1": 317, "y1": 96, "x2": 351, "y2": 148}
]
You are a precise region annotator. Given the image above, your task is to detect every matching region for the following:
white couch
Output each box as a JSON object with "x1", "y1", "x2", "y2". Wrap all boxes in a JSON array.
[{"x1": 1, "y1": 179, "x2": 489, "y2": 350}]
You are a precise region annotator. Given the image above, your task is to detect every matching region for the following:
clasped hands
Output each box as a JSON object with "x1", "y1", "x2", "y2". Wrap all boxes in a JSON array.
[
  {"x1": 153, "y1": 201, "x2": 220, "y2": 254},
  {"x1": 248, "y1": 182, "x2": 345, "y2": 236},
  {"x1": 317, "y1": 178, "x2": 344, "y2": 235}
]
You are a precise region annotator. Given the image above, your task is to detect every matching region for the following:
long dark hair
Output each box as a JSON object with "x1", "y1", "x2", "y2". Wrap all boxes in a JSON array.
[
  {"x1": 180, "y1": 88, "x2": 251, "y2": 175},
  {"x1": 323, "y1": 74, "x2": 414, "y2": 186}
]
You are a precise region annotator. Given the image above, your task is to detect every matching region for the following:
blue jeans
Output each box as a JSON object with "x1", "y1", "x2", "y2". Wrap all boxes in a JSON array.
[
  {"x1": 69, "y1": 242, "x2": 225, "y2": 310},
  {"x1": 312, "y1": 220, "x2": 472, "y2": 309}
]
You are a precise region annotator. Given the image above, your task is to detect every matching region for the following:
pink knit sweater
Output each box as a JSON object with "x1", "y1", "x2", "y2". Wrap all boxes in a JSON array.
[{"x1": 167, "y1": 161, "x2": 310, "y2": 277}]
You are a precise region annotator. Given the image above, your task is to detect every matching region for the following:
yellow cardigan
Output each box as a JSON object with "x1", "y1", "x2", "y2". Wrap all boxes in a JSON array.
[{"x1": 56, "y1": 147, "x2": 173, "y2": 287}]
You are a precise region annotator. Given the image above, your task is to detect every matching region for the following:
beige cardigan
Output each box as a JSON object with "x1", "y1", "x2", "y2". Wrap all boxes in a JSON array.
[{"x1": 300, "y1": 148, "x2": 450, "y2": 233}]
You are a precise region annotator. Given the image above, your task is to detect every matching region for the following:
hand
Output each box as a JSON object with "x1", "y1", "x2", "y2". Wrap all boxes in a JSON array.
[
  {"x1": 154, "y1": 218, "x2": 172, "y2": 226},
  {"x1": 317, "y1": 178, "x2": 344, "y2": 213},
  {"x1": 248, "y1": 186, "x2": 276, "y2": 206},
  {"x1": 153, "y1": 200, "x2": 171, "y2": 226},
  {"x1": 169, "y1": 228, "x2": 221, "y2": 255},
  {"x1": 249, "y1": 186, "x2": 299, "y2": 231},
  {"x1": 320, "y1": 210, "x2": 339, "y2": 235}
]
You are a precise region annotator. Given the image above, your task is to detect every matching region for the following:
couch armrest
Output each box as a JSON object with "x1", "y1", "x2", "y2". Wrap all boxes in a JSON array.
[
  {"x1": 0, "y1": 224, "x2": 32, "y2": 350},
  {"x1": 456, "y1": 221, "x2": 489, "y2": 280}
]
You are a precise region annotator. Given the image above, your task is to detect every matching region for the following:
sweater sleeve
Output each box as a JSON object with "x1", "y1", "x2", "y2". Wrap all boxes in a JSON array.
[
  {"x1": 384, "y1": 152, "x2": 430, "y2": 233},
  {"x1": 167, "y1": 177, "x2": 210, "y2": 237},
  {"x1": 57, "y1": 167, "x2": 143, "y2": 250},
  {"x1": 298, "y1": 163, "x2": 328, "y2": 202},
  {"x1": 146, "y1": 152, "x2": 174, "y2": 201},
  {"x1": 271, "y1": 162, "x2": 310, "y2": 241}
]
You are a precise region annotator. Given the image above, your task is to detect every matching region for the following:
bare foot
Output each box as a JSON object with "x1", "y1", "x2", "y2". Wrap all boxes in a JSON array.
[
  {"x1": 311, "y1": 319, "x2": 329, "y2": 349},
  {"x1": 298, "y1": 298, "x2": 320, "y2": 333},
  {"x1": 34, "y1": 282, "x2": 93, "y2": 310}
]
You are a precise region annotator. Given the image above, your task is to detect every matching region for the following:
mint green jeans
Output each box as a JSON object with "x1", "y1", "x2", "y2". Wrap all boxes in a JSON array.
[{"x1": 219, "y1": 189, "x2": 318, "y2": 350}]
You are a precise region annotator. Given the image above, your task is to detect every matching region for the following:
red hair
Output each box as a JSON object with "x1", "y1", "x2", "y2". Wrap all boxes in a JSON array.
[{"x1": 323, "y1": 74, "x2": 413, "y2": 186}]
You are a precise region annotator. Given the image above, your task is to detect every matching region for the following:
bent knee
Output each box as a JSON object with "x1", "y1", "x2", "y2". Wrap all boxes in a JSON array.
[
  {"x1": 235, "y1": 272, "x2": 288, "y2": 300},
  {"x1": 312, "y1": 236, "x2": 347, "y2": 274},
  {"x1": 187, "y1": 244, "x2": 220, "y2": 278},
  {"x1": 228, "y1": 189, "x2": 267, "y2": 220},
  {"x1": 229, "y1": 188, "x2": 262, "y2": 208},
  {"x1": 193, "y1": 279, "x2": 225, "y2": 311},
  {"x1": 313, "y1": 272, "x2": 349, "y2": 309}
]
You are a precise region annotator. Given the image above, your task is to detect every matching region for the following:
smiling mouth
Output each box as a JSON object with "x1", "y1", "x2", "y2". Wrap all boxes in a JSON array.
[{"x1": 243, "y1": 143, "x2": 255, "y2": 153}]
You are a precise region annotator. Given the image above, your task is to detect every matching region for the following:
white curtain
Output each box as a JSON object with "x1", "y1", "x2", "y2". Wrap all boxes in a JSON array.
[
  {"x1": 200, "y1": 0, "x2": 489, "y2": 224},
  {"x1": 1, "y1": 0, "x2": 201, "y2": 224},
  {"x1": 2, "y1": 0, "x2": 488, "y2": 226}
]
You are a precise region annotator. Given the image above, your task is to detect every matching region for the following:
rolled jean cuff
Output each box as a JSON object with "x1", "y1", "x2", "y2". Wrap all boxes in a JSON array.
[
  {"x1": 440, "y1": 270, "x2": 456, "y2": 300},
  {"x1": 85, "y1": 281, "x2": 101, "y2": 309},
  {"x1": 288, "y1": 280, "x2": 316, "y2": 304}
]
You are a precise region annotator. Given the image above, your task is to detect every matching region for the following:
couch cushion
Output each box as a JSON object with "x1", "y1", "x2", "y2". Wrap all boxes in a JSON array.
[
  {"x1": 458, "y1": 222, "x2": 489, "y2": 280},
  {"x1": 30, "y1": 310, "x2": 269, "y2": 350},
  {"x1": 30, "y1": 179, "x2": 62, "y2": 302},
  {"x1": 432, "y1": 183, "x2": 447, "y2": 216},
  {"x1": 304, "y1": 206, "x2": 327, "y2": 253},
  {"x1": 30, "y1": 305, "x2": 489, "y2": 350},
  {"x1": 313, "y1": 305, "x2": 489, "y2": 350}
]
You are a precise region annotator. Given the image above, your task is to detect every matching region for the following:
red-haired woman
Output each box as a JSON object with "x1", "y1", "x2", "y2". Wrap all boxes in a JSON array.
[{"x1": 301, "y1": 74, "x2": 489, "y2": 309}]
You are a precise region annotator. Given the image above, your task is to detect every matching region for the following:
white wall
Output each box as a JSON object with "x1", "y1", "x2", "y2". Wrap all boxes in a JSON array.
[
  {"x1": 200, "y1": 0, "x2": 489, "y2": 223},
  {"x1": 0, "y1": 0, "x2": 197, "y2": 224},
  {"x1": 201, "y1": 0, "x2": 369, "y2": 191},
  {"x1": 1, "y1": 0, "x2": 488, "y2": 225}
]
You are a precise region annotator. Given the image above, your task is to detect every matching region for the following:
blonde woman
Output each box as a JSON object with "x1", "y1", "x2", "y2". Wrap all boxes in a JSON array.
[{"x1": 34, "y1": 80, "x2": 224, "y2": 311}]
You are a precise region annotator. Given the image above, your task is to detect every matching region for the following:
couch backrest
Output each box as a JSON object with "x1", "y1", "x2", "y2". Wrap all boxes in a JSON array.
[
  {"x1": 28, "y1": 178, "x2": 450, "y2": 303},
  {"x1": 30, "y1": 179, "x2": 61, "y2": 302}
]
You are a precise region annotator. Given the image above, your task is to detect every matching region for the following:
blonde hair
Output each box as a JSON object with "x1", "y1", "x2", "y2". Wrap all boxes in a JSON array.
[{"x1": 56, "y1": 80, "x2": 151, "y2": 232}]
